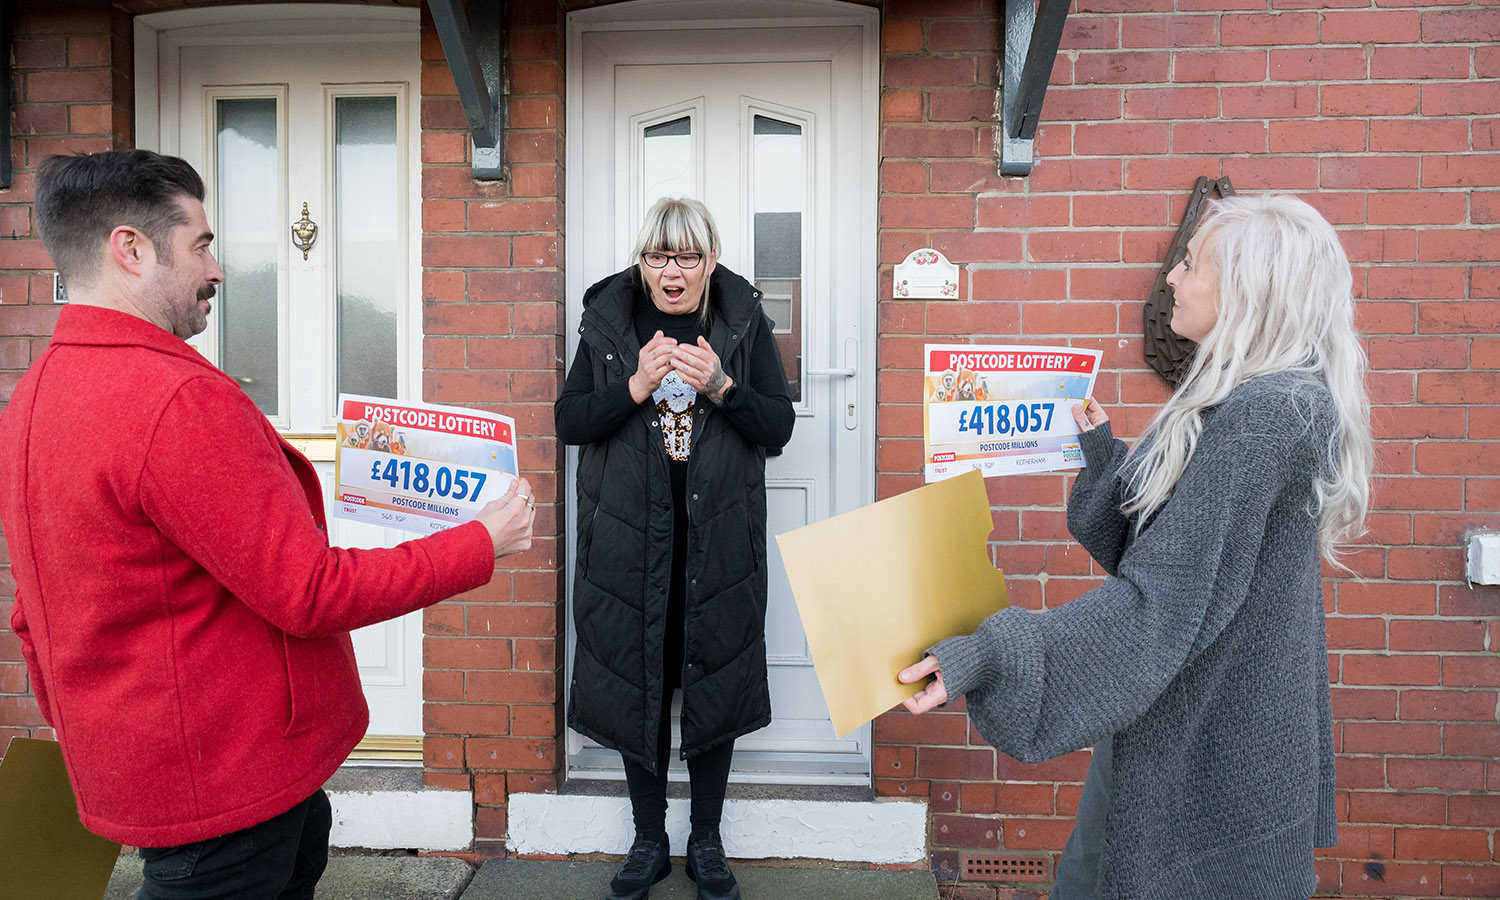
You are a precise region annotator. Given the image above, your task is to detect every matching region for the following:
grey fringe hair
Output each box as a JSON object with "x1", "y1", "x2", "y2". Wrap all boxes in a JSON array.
[
  {"x1": 1122, "y1": 195, "x2": 1373, "y2": 566},
  {"x1": 632, "y1": 197, "x2": 721, "y2": 327}
]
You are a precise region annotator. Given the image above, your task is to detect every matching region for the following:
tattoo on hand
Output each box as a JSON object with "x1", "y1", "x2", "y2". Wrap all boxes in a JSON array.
[{"x1": 705, "y1": 367, "x2": 727, "y2": 399}]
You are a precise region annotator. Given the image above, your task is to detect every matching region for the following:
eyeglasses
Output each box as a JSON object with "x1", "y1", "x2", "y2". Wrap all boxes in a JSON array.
[{"x1": 641, "y1": 251, "x2": 704, "y2": 269}]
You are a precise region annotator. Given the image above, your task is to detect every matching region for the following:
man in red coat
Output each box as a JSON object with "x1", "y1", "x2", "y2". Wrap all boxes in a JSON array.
[{"x1": 0, "y1": 150, "x2": 536, "y2": 900}]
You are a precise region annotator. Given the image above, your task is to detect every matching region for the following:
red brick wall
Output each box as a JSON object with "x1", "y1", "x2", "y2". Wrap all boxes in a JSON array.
[
  {"x1": 872, "y1": 0, "x2": 1498, "y2": 897},
  {"x1": 416, "y1": 1, "x2": 568, "y2": 857},
  {"x1": 0, "y1": 0, "x2": 126, "y2": 747}
]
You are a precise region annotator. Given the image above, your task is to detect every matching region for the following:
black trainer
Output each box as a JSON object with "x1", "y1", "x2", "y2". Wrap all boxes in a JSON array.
[
  {"x1": 605, "y1": 835, "x2": 671, "y2": 900},
  {"x1": 685, "y1": 830, "x2": 740, "y2": 900}
]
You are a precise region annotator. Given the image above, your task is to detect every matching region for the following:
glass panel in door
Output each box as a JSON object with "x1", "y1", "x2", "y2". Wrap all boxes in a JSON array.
[
  {"x1": 750, "y1": 114, "x2": 804, "y2": 403},
  {"x1": 214, "y1": 97, "x2": 281, "y2": 416},
  {"x1": 334, "y1": 95, "x2": 400, "y2": 401},
  {"x1": 642, "y1": 115, "x2": 694, "y2": 209}
]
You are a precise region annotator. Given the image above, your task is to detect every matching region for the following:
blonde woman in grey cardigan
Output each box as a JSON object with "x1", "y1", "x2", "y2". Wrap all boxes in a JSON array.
[{"x1": 900, "y1": 195, "x2": 1373, "y2": 900}]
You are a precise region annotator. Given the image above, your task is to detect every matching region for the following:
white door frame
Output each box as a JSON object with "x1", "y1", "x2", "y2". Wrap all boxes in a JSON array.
[
  {"x1": 131, "y1": 5, "x2": 472, "y2": 853},
  {"x1": 135, "y1": 6, "x2": 429, "y2": 740},
  {"x1": 132, "y1": 4, "x2": 425, "y2": 411},
  {"x1": 562, "y1": 0, "x2": 879, "y2": 776},
  {"x1": 540, "y1": 0, "x2": 918, "y2": 861}
]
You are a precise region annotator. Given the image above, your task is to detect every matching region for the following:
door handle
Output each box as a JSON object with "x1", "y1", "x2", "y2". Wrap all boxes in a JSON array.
[{"x1": 808, "y1": 338, "x2": 859, "y2": 430}]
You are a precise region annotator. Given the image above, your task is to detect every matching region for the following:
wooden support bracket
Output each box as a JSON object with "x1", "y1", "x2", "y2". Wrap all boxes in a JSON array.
[{"x1": 429, "y1": 0, "x2": 508, "y2": 181}]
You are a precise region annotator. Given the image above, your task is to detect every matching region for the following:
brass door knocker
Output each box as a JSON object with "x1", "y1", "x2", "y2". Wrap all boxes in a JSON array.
[{"x1": 290, "y1": 202, "x2": 319, "y2": 260}]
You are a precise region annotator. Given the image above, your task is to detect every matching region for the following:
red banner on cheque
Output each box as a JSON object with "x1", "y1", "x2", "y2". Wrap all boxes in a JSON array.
[
  {"x1": 927, "y1": 348, "x2": 1097, "y2": 375},
  {"x1": 338, "y1": 398, "x2": 513, "y2": 444}
]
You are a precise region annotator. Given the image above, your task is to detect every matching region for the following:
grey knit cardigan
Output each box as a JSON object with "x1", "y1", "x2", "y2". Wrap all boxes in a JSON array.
[{"x1": 931, "y1": 372, "x2": 1340, "y2": 900}]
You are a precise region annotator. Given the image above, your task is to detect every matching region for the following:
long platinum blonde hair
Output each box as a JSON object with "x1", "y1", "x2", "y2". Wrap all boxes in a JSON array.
[
  {"x1": 632, "y1": 197, "x2": 721, "y2": 327},
  {"x1": 1122, "y1": 195, "x2": 1373, "y2": 563}
]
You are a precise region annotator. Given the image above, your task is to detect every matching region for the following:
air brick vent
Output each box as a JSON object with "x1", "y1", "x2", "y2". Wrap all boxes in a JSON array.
[{"x1": 960, "y1": 852, "x2": 1050, "y2": 882}]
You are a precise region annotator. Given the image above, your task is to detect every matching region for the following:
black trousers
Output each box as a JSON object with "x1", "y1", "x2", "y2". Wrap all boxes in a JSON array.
[
  {"x1": 622, "y1": 482, "x2": 736, "y2": 841},
  {"x1": 137, "y1": 789, "x2": 332, "y2": 900},
  {"x1": 621, "y1": 687, "x2": 736, "y2": 841}
]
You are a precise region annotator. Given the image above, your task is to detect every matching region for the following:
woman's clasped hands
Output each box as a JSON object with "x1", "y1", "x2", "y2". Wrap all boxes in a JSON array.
[
  {"x1": 628, "y1": 330, "x2": 678, "y2": 403},
  {"x1": 671, "y1": 336, "x2": 733, "y2": 402},
  {"x1": 627, "y1": 330, "x2": 733, "y2": 404}
]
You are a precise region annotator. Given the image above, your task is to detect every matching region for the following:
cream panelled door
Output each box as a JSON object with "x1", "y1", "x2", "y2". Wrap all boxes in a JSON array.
[
  {"x1": 161, "y1": 29, "x2": 426, "y2": 743},
  {"x1": 568, "y1": 23, "x2": 876, "y2": 784}
]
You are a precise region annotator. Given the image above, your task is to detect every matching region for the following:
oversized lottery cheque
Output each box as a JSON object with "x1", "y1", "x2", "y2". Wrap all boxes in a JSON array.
[
  {"x1": 923, "y1": 344, "x2": 1103, "y2": 482},
  {"x1": 334, "y1": 394, "x2": 518, "y2": 535}
]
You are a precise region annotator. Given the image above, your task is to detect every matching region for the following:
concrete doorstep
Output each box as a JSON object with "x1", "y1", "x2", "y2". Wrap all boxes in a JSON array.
[
  {"x1": 106, "y1": 852, "x2": 940, "y2": 900},
  {"x1": 466, "y1": 857, "x2": 939, "y2": 900},
  {"x1": 105, "y1": 853, "x2": 476, "y2": 900}
]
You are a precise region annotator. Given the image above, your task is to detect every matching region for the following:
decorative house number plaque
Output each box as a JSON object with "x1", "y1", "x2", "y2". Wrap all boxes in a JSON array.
[{"x1": 893, "y1": 248, "x2": 959, "y2": 299}]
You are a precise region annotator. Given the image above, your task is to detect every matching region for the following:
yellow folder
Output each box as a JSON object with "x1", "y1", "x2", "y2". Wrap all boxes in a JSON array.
[
  {"x1": 0, "y1": 737, "x2": 122, "y2": 900},
  {"x1": 776, "y1": 470, "x2": 1008, "y2": 737}
]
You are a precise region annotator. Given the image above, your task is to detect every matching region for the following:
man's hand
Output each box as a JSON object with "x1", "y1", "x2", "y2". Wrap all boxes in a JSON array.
[
  {"x1": 474, "y1": 476, "x2": 536, "y2": 558},
  {"x1": 672, "y1": 336, "x2": 733, "y2": 404},
  {"x1": 629, "y1": 331, "x2": 678, "y2": 404},
  {"x1": 898, "y1": 655, "x2": 949, "y2": 715}
]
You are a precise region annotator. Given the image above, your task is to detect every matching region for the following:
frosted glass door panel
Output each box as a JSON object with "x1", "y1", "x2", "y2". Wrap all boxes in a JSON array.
[
  {"x1": 334, "y1": 95, "x2": 400, "y2": 401},
  {"x1": 215, "y1": 97, "x2": 281, "y2": 415},
  {"x1": 642, "y1": 116, "x2": 694, "y2": 209},
  {"x1": 751, "y1": 114, "x2": 806, "y2": 402}
]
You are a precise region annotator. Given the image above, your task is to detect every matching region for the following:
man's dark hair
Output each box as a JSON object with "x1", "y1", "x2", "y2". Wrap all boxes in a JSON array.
[{"x1": 34, "y1": 150, "x2": 206, "y2": 286}]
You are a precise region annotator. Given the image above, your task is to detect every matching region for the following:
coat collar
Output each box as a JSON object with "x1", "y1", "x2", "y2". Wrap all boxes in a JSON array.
[
  {"x1": 49, "y1": 305, "x2": 230, "y2": 380},
  {"x1": 580, "y1": 264, "x2": 762, "y2": 361},
  {"x1": 48, "y1": 305, "x2": 317, "y2": 474}
]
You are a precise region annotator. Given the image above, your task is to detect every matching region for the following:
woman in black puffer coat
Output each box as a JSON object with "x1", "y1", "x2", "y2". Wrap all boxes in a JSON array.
[{"x1": 555, "y1": 198, "x2": 794, "y2": 900}]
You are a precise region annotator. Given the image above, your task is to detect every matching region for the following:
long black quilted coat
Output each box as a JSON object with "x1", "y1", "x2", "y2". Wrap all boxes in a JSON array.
[{"x1": 557, "y1": 266, "x2": 793, "y2": 772}]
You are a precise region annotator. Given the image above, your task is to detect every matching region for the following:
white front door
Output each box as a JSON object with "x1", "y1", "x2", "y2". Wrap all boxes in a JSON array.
[
  {"x1": 141, "y1": 8, "x2": 427, "y2": 744},
  {"x1": 566, "y1": 9, "x2": 878, "y2": 784}
]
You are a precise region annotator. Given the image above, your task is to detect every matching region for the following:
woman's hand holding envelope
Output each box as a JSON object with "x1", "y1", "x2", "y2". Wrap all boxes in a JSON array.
[{"x1": 898, "y1": 655, "x2": 949, "y2": 715}]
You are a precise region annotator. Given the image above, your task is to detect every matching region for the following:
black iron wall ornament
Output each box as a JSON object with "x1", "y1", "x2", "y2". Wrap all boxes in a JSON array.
[
  {"x1": 997, "y1": 0, "x2": 1070, "y2": 176},
  {"x1": 1143, "y1": 176, "x2": 1236, "y2": 386},
  {"x1": 429, "y1": 0, "x2": 507, "y2": 181}
]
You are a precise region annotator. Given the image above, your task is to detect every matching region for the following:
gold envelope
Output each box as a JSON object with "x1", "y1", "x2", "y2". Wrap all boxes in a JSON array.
[
  {"x1": 776, "y1": 470, "x2": 1008, "y2": 737},
  {"x1": 0, "y1": 737, "x2": 122, "y2": 900}
]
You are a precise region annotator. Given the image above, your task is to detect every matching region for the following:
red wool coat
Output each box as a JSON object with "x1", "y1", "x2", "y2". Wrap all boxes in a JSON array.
[{"x1": 0, "y1": 306, "x2": 496, "y2": 847}]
